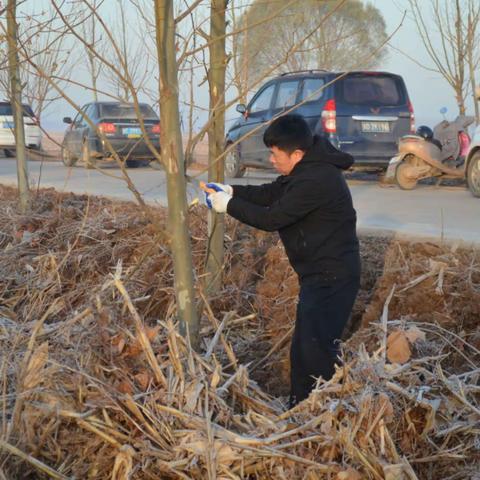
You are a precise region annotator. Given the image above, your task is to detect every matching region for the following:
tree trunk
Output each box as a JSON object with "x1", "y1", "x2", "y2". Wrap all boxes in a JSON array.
[
  {"x1": 154, "y1": 0, "x2": 199, "y2": 347},
  {"x1": 456, "y1": 88, "x2": 466, "y2": 115},
  {"x1": 91, "y1": 52, "x2": 98, "y2": 101},
  {"x1": 205, "y1": 0, "x2": 228, "y2": 295},
  {"x1": 119, "y1": 0, "x2": 130, "y2": 102},
  {"x1": 85, "y1": 0, "x2": 99, "y2": 102},
  {"x1": 454, "y1": 0, "x2": 466, "y2": 115},
  {"x1": 468, "y1": 50, "x2": 479, "y2": 124},
  {"x1": 87, "y1": 41, "x2": 99, "y2": 102},
  {"x1": 466, "y1": 2, "x2": 480, "y2": 124},
  {"x1": 6, "y1": 0, "x2": 29, "y2": 213},
  {"x1": 230, "y1": 0, "x2": 248, "y2": 104}
]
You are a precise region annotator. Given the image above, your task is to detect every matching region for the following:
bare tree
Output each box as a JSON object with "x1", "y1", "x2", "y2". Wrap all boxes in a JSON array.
[
  {"x1": 229, "y1": 0, "x2": 249, "y2": 104},
  {"x1": 20, "y1": 18, "x2": 72, "y2": 120},
  {"x1": 104, "y1": 0, "x2": 151, "y2": 102},
  {"x1": 409, "y1": 0, "x2": 480, "y2": 116},
  {"x1": 80, "y1": 0, "x2": 103, "y2": 102},
  {"x1": 0, "y1": 6, "x2": 73, "y2": 120}
]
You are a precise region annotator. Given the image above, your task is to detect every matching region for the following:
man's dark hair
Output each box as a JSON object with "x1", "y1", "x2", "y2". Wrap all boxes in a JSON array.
[{"x1": 263, "y1": 114, "x2": 313, "y2": 153}]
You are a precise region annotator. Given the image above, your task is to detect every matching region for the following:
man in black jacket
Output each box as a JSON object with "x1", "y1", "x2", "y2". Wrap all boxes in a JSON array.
[{"x1": 207, "y1": 115, "x2": 360, "y2": 406}]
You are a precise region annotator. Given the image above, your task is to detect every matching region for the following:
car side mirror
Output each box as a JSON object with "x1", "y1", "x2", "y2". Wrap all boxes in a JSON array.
[
  {"x1": 236, "y1": 104, "x2": 246, "y2": 114},
  {"x1": 63, "y1": 116, "x2": 73, "y2": 124}
]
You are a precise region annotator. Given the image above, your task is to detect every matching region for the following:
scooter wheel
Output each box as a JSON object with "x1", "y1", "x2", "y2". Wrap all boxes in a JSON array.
[
  {"x1": 467, "y1": 151, "x2": 480, "y2": 197},
  {"x1": 395, "y1": 161, "x2": 418, "y2": 190}
]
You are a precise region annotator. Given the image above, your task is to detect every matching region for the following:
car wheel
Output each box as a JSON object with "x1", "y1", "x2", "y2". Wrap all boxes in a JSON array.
[
  {"x1": 149, "y1": 158, "x2": 163, "y2": 170},
  {"x1": 467, "y1": 151, "x2": 480, "y2": 198},
  {"x1": 126, "y1": 159, "x2": 141, "y2": 168},
  {"x1": 395, "y1": 155, "x2": 420, "y2": 190},
  {"x1": 4, "y1": 149, "x2": 14, "y2": 158},
  {"x1": 224, "y1": 144, "x2": 245, "y2": 178},
  {"x1": 61, "y1": 145, "x2": 78, "y2": 167},
  {"x1": 82, "y1": 140, "x2": 95, "y2": 169}
]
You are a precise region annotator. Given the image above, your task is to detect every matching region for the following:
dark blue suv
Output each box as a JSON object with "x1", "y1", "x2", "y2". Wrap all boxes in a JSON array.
[{"x1": 225, "y1": 70, "x2": 414, "y2": 177}]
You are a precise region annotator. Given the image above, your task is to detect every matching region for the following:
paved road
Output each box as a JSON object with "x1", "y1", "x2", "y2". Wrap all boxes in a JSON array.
[{"x1": 0, "y1": 158, "x2": 478, "y2": 245}]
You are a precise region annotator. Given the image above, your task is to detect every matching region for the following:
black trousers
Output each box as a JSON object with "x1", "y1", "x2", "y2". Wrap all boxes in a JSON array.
[{"x1": 289, "y1": 275, "x2": 360, "y2": 407}]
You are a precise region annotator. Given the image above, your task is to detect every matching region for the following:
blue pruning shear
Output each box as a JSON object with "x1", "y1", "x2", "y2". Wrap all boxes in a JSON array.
[{"x1": 200, "y1": 181, "x2": 224, "y2": 209}]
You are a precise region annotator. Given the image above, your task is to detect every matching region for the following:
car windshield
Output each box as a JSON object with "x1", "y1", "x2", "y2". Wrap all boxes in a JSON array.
[
  {"x1": 100, "y1": 104, "x2": 158, "y2": 119},
  {"x1": 339, "y1": 75, "x2": 404, "y2": 106},
  {"x1": 0, "y1": 104, "x2": 35, "y2": 117}
]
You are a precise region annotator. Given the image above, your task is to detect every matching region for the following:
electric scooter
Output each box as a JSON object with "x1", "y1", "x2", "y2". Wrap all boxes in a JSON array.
[{"x1": 386, "y1": 114, "x2": 474, "y2": 190}]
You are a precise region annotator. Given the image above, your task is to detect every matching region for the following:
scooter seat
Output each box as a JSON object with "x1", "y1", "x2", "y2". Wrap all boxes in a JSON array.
[{"x1": 399, "y1": 135, "x2": 442, "y2": 151}]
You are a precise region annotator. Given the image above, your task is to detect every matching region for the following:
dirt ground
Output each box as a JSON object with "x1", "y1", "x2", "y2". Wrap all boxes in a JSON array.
[
  {"x1": 251, "y1": 233, "x2": 480, "y2": 396},
  {"x1": 250, "y1": 235, "x2": 393, "y2": 396},
  {"x1": 0, "y1": 185, "x2": 479, "y2": 479}
]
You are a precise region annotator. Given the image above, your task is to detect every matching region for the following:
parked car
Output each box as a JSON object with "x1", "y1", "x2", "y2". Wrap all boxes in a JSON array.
[
  {"x1": 225, "y1": 70, "x2": 414, "y2": 177},
  {"x1": 0, "y1": 101, "x2": 41, "y2": 157},
  {"x1": 61, "y1": 102, "x2": 161, "y2": 168},
  {"x1": 465, "y1": 87, "x2": 480, "y2": 197}
]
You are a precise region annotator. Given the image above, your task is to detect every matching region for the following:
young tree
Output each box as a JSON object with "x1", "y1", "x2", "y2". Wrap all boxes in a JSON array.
[
  {"x1": 154, "y1": 0, "x2": 200, "y2": 347},
  {"x1": 205, "y1": 0, "x2": 228, "y2": 294}
]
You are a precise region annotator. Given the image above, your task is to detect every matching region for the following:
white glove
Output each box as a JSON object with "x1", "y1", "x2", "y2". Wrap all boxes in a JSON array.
[
  {"x1": 209, "y1": 191, "x2": 232, "y2": 213},
  {"x1": 206, "y1": 182, "x2": 233, "y2": 196}
]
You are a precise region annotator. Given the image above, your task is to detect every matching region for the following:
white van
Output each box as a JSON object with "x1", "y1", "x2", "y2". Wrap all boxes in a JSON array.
[{"x1": 0, "y1": 101, "x2": 42, "y2": 157}]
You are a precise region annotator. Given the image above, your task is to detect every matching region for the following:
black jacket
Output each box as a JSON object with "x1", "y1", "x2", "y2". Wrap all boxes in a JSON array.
[{"x1": 227, "y1": 136, "x2": 360, "y2": 281}]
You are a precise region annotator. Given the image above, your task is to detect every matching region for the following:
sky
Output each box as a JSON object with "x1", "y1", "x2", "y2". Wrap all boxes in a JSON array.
[{"x1": 8, "y1": 0, "x2": 477, "y2": 133}]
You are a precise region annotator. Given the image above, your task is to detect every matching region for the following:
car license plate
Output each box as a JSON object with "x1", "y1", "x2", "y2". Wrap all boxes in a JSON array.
[
  {"x1": 361, "y1": 121, "x2": 390, "y2": 133},
  {"x1": 123, "y1": 127, "x2": 142, "y2": 138},
  {"x1": 2, "y1": 121, "x2": 14, "y2": 129}
]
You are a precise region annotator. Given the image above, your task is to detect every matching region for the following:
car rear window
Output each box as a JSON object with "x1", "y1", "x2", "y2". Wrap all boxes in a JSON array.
[
  {"x1": 100, "y1": 104, "x2": 158, "y2": 119},
  {"x1": 339, "y1": 75, "x2": 405, "y2": 106},
  {"x1": 0, "y1": 104, "x2": 35, "y2": 117}
]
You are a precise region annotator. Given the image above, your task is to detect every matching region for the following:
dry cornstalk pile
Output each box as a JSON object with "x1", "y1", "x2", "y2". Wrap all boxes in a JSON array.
[{"x1": 0, "y1": 186, "x2": 478, "y2": 479}]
